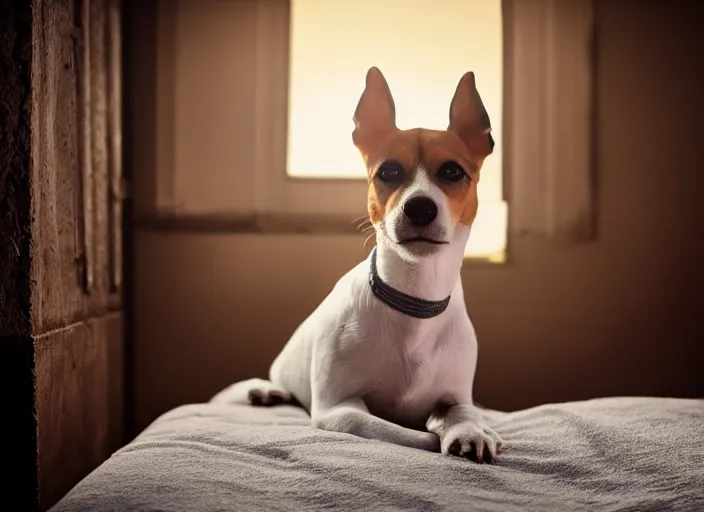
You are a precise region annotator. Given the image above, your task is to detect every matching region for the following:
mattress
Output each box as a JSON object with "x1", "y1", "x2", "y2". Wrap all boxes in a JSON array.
[{"x1": 50, "y1": 391, "x2": 704, "y2": 511}]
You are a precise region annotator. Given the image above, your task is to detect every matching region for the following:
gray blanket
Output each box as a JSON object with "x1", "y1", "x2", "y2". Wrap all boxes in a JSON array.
[{"x1": 51, "y1": 395, "x2": 704, "y2": 512}]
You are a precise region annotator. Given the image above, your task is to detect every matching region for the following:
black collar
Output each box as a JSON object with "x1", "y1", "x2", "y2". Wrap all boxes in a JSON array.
[{"x1": 368, "y1": 246, "x2": 451, "y2": 319}]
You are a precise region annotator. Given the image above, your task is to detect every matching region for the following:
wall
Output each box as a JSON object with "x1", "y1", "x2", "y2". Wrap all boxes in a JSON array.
[
  {"x1": 0, "y1": 0, "x2": 125, "y2": 510},
  {"x1": 130, "y1": 0, "x2": 704, "y2": 433}
]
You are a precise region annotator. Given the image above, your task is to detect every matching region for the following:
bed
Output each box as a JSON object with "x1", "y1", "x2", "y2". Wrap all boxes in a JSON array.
[{"x1": 50, "y1": 386, "x2": 704, "y2": 512}]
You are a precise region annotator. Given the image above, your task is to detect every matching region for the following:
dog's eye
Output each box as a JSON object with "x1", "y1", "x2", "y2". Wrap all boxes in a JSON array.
[
  {"x1": 437, "y1": 161, "x2": 468, "y2": 183},
  {"x1": 376, "y1": 161, "x2": 405, "y2": 184}
]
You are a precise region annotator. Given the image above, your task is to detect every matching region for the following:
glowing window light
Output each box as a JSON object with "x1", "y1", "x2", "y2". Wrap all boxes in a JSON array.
[{"x1": 287, "y1": 0, "x2": 505, "y2": 259}]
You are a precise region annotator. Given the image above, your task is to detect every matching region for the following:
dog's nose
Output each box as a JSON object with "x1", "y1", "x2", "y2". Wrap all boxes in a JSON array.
[{"x1": 403, "y1": 196, "x2": 438, "y2": 226}]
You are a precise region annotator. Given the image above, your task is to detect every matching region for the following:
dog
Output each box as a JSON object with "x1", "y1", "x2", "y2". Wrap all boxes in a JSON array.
[{"x1": 214, "y1": 67, "x2": 503, "y2": 463}]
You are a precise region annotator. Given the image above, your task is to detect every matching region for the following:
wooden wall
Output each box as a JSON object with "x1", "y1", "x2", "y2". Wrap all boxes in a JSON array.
[{"x1": 0, "y1": 0, "x2": 126, "y2": 509}]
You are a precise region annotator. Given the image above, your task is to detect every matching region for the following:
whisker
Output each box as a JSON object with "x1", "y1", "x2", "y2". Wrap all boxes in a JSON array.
[
  {"x1": 351, "y1": 214, "x2": 370, "y2": 225},
  {"x1": 356, "y1": 218, "x2": 374, "y2": 234},
  {"x1": 363, "y1": 232, "x2": 376, "y2": 249}
]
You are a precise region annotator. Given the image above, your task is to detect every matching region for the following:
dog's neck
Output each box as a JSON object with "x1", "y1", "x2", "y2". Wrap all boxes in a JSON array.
[{"x1": 373, "y1": 235, "x2": 466, "y2": 303}]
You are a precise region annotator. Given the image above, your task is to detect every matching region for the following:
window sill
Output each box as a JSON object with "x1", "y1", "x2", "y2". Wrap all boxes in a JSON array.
[
  {"x1": 133, "y1": 212, "x2": 367, "y2": 235},
  {"x1": 134, "y1": 200, "x2": 509, "y2": 267},
  {"x1": 463, "y1": 251, "x2": 507, "y2": 267}
]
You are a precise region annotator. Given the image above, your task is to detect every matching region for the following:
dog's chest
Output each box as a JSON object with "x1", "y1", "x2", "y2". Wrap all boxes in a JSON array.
[
  {"x1": 364, "y1": 350, "x2": 442, "y2": 428},
  {"x1": 339, "y1": 312, "x2": 460, "y2": 428}
]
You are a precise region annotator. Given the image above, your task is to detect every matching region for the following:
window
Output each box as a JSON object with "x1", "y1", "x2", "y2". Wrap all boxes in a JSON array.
[
  {"x1": 285, "y1": 0, "x2": 506, "y2": 260},
  {"x1": 148, "y1": 0, "x2": 595, "y2": 253}
]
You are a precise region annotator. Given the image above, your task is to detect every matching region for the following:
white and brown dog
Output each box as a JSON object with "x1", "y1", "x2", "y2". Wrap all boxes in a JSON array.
[{"x1": 214, "y1": 67, "x2": 503, "y2": 463}]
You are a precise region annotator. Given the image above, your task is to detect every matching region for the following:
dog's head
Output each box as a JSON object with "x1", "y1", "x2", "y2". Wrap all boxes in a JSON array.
[{"x1": 353, "y1": 67, "x2": 494, "y2": 259}]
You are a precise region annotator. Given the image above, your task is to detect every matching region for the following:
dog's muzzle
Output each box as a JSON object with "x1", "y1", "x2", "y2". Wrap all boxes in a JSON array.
[{"x1": 391, "y1": 195, "x2": 447, "y2": 245}]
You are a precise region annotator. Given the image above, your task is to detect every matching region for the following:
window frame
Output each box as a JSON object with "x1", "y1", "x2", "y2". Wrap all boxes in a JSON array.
[
  {"x1": 144, "y1": 0, "x2": 596, "y2": 246},
  {"x1": 503, "y1": 0, "x2": 596, "y2": 242},
  {"x1": 251, "y1": 0, "x2": 596, "y2": 240},
  {"x1": 252, "y1": 0, "x2": 368, "y2": 222}
]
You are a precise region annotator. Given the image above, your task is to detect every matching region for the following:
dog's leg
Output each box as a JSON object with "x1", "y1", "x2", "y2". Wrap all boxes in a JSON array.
[
  {"x1": 426, "y1": 404, "x2": 503, "y2": 463},
  {"x1": 312, "y1": 398, "x2": 440, "y2": 452},
  {"x1": 210, "y1": 378, "x2": 294, "y2": 406}
]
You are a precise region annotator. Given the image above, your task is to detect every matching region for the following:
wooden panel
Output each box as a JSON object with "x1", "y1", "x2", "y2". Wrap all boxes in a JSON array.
[
  {"x1": 35, "y1": 313, "x2": 124, "y2": 511},
  {"x1": 31, "y1": 0, "x2": 121, "y2": 336},
  {"x1": 88, "y1": 0, "x2": 111, "y2": 303},
  {"x1": 30, "y1": 0, "x2": 90, "y2": 333},
  {"x1": 107, "y1": 0, "x2": 124, "y2": 297}
]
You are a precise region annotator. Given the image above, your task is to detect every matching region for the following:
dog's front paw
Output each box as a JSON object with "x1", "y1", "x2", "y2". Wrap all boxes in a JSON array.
[{"x1": 441, "y1": 422, "x2": 503, "y2": 463}]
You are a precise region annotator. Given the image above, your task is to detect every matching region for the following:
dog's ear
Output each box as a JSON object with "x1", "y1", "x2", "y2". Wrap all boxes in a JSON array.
[
  {"x1": 353, "y1": 67, "x2": 397, "y2": 163},
  {"x1": 448, "y1": 72, "x2": 494, "y2": 160}
]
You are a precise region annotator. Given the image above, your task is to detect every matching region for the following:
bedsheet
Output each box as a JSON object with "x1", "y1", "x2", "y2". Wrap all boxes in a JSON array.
[{"x1": 51, "y1": 390, "x2": 704, "y2": 511}]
